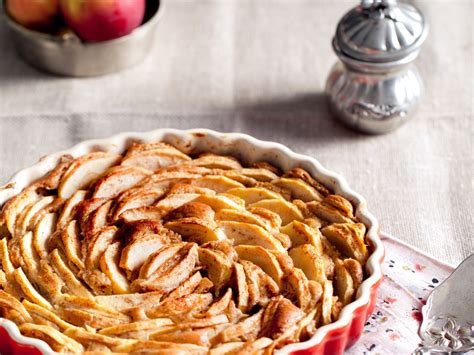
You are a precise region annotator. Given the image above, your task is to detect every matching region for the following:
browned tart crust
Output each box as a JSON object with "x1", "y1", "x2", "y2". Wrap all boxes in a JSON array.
[{"x1": 0, "y1": 142, "x2": 370, "y2": 354}]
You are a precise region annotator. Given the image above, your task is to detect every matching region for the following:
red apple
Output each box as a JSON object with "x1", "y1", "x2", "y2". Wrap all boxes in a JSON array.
[
  {"x1": 6, "y1": 0, "x2": 60, "y2": 31},
  {"x1": 60, "y1": 0, "x2": 146, "y2": 42}
]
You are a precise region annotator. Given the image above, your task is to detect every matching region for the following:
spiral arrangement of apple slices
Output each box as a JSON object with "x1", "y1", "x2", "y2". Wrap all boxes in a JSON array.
[{"x1": 0, "y1": 142, "x2": 370, "y2": 354}]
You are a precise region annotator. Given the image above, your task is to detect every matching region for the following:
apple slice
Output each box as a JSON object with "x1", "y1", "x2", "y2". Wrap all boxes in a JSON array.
[
  {"x1": 0, "y1": 289, "x2": 32, "y2": 323},
  {"x1": 343, "y1": 258, "x2": 363, "y2": 290},
  {"x1": 235, "y1": 245, "x2": 284, "y2": 287},
  {"x1": 260, "y1": 296, "x2": 280, "y2": 337},
  {"x1": 92, "y1": 166, "x2": 151, "y2": 199},
  {"x1": 19, "y1": 323, "x2": 84, "y2": 353},
  {"x1": 82, "y1": 200, "x2": 113, "y2": 240},
  {"x1": 192, "y1": 176, "x2": 244, "y2": 193},
  {"x1": 15, "y1": 195, "x2": 55, "y2": 237},
  {"x1": 219, "y1": 170, "x2": 257, "y2": 186},
  {"x1": 307, "y1": 194, "x2": 354, "y2": 224},
  {"x1": 235, "y1": 337, "x2": 273, "y2": 354},
  {"x1": 209, "y1": 342, "x2": 246, "y2": 354},
  {"x1": 289, "y1": 244, "x2": 326, "y2": 283},
  {"x1": 191, "y1": 154, "x2": 242, "y2": 170},
  {"x1": 242, "y1": 260, "x2": 279, "y2": 307},
  {"x1": 232, "y1": 262, "x2": 249, "y2": 312},
  {"x1": 321, "y1": 280, "x2": 334, "y2": 325},
  {"x1": 112, "y1": 340, "x2": 207, "y2": 354},
  {"x1": 156, "y1": 193, "x2": 200, "y2": 212},
  {"x1": 165, "y1": 202, "x2": 215, "y2": 223},
  {"x1": 63, "y1": 327, "x2": 134, "y2": 349},
  {"x1": 283, "y1": 268, "x2": 311, "y2": 311},
  {"x1": 198, "y1": 247, "x2": 233, "y2": 293},
  {"x1": 19, "y1": 231, "x2": 41, "y2": 278},
  {"x1": 121, "y1": 142, "x2": 191, "y2": 170},
  {"x1": 219, "y1": 221, "x2": 285, "y2": 252},
  {"x1": 248, "y1": 199, "x2": 304, "y2": 226},
  {"x1": 22, "y1": 299, "x2": 74, "y2": 331},
  {"x1": 226, "y1": 187, "x2": 282, "y2": 205},
  {"x1": 50, "y1": 249, "x2": 93, "y2": 299},
  {"x1": 165, "y1": 217, "x2": 226, "y2": 244},
  {"x1": 324, "y1": 194, "x2": 354, "y2": 215},
  {"x1": 57, "y1": 294, "x2": 130, "y2": 326},
  {"x1": 236, "y1": 168, "x2": 279, "y2": 182},
  {"x1": 57, "y1": 190, "x2": 87, "y2": 229},
  {"x1": 78, "y1": 269, "x2": 113, "y2": 296},
  {"x1": 2, "y1": 188, "x2": 40, "y2": 235},
  {"x1": 58, "y1": 152, "x2": 121, "y2": 199},
  {"x1": 148, "y1": 172, "x2": 202, "y2": 187},
  {"x1": 0, "y1": 270, "x2": 5, "y2": 289},
  {"x1": 119, "y1": 219, "x2": 164, "y2": 242},
  {"x1": 321, "y1": 223, "x2": 368, "y2": 263},
  {"x1": 147, "y1": 293, "x2": 214, "y2": 318},
  {"x1": 99, "y1": 318, "x2": 174, "y2": 339},
  {"x1": 215, "y1": 208, "x2": 266, "y2": 231},
  {"x1": 215, "y1": 309, "x2": 263, "y2": 343},
  {"x1": 284, "y1": 168, "x2": 330, "y2": 197},
  {"x1": 204, "y1": 288, "x2": 233, "y2": 317},
  {"x1": 113, "y1": 189, "x2": 165, "y2": 220},
  {"x1": 192, "y1": 277, "x2": 214, "y2": 294},
  {"x1": 293, "y1": 307, "x2": 318, "y2": 340},
  {"x1": 61, "y1": 220, "x2": 84, "y2": 270},
  {"x1": 280, "y1": 220, "x2": 323, "y2": 251},
  {"x1": 248, "y1": 207, "x2": 283, "y2": 230},
  {"x1": 150, "y1": 328, "x2": 216, "y2": 347},
  {"x1": 215, "y1": 207, "x2": 281, "y2": 235},
  {"x1": 85, "y1": 226, "x2": 118, "y2": 270},
  {"x1": 175, "y1": 314, "x2": 229, "y2": 330},
  {"x1": 168, "y1": 271, "x2": 202, "y2": 299},
  {"x1": 35, "y1": 259, "x2": 63, "y2": 302},
  {"x1": 137, "y1": 244, "x2": 182, "y2": 279},
  {"x1": 96, "y1": 292, "x2": 163, "y2": 312},
  {"x1": 272, "y1": 177, "x2": 323, "y2": 202},
  {"x1": 193, "y1": 194, "x2": 245, "y2": 211},
  {"x1": 118, "y1": 206, "x2": 166, "y2": 223},
  {"x1": 132, "y1": 243, "x2": 198, "y2": 293},
  {"x1": 13, "y1": 267, "x2": 52, "y2": 309},
  {"x1": 99, "y1": 242, "x2": 130, "y2": 295},
  {"x1": 168, "y1": 183, "x2": 216, "y2": 196},
  {"x1": 120, "y1": 233, "x2": 170, "y2": 274},
  {"x1": 33, "y1": 212, "x2": 57, "y2": 259},
  {"x1": 50, "y1": 249, "x2": 94, "y2": 299},
  {"x1": 74, "y1": 198, "x2": 108, "y2": 237},
  {"x1": 260, "y1": 297, "x2": 304, "y2": 339},
  {"x1": 201, "y1": 240, "x2": 238, "y2": 261},
  {"x1": 333, "y1": 258, "x2": 355, "y2": 305},
  {"x1": 241, "y1": 261, "x2": 260, "y2": 309}
]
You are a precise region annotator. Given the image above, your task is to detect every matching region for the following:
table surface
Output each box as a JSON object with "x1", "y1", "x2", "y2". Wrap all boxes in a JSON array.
[{"x1": 0, "y1": 0, "x2": 472, "y2": 266}]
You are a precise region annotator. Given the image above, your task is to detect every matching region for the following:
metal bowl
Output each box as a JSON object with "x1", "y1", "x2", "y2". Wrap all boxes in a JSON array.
[{"x1": 2, "y1": 0, "x2": 163, "y2": 77}]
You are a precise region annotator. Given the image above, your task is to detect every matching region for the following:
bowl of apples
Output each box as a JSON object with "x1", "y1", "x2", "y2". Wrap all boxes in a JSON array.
[{"x1": 2, "y1": 0, "x2": 163, "y2": 76}]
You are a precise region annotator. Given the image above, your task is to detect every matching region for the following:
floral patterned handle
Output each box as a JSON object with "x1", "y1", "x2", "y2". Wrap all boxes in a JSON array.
[{"x1": 415, "y1": 315, "x2": 474, "y2": 354}]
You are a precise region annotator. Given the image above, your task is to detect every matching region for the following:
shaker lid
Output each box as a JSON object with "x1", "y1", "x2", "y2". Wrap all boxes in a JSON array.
[{"x1": 334, "y1": 0, "x2": 428, "y2": 63}]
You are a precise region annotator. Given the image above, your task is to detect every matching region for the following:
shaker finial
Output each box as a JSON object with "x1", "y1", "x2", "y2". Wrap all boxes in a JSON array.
[{"x1": 361, "y1": 0, "x2": 397, "y2": 10}]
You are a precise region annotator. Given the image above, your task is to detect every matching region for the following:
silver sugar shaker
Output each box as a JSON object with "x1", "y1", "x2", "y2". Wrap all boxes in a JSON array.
[{"x1": 325, "y1": 0, "x2": 429, "y2": 134}]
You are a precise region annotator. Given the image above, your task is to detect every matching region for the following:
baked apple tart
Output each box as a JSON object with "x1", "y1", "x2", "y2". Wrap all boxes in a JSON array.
[{"x1": 0, "y1": 142, "x2": 370, "y2": 354}]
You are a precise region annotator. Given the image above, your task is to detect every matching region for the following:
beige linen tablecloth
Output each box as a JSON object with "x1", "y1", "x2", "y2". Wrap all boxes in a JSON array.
[{"x1": 0, "y1": 0, "x2": 472, "y2": 266}]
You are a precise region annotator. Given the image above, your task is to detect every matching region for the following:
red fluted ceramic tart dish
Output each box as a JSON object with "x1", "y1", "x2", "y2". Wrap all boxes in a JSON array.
[{"x1": 0, "y1": 129, "x2": 384, "y2": 354}]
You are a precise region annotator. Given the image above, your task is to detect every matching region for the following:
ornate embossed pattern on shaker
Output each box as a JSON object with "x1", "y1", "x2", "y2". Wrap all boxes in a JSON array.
[{"x1": 325, "y1": 0, "x2": 428, "y2": 134}]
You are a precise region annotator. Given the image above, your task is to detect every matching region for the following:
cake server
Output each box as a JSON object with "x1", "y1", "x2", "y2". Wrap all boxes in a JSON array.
[{"x1": 415, "y1": 254, "x2": 474, "y2": 354}]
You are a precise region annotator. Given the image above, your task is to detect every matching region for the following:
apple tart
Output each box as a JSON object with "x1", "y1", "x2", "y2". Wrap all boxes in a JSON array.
[{"x1": 0, "y1": 142, "x2": 370, "y2": 354}]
